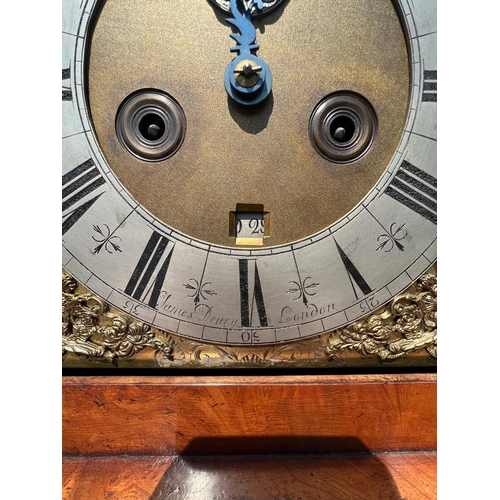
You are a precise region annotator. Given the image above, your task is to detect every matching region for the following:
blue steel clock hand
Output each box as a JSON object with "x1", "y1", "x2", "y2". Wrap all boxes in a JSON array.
[{"x1": 224, "y1": 0, "x2": 273, "y2": 105}]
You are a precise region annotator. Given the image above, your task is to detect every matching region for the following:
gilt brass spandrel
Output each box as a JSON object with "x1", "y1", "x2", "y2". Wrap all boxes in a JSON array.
[
  {"x1": 62, "y1": 273, "x2": 175, "y2": 366},
  {"x1": 87, "y1": 0, "x2": 409, "y2": 247},
  {"x1": 62, "y1": 265, "x2": 437, "y2": 369}
]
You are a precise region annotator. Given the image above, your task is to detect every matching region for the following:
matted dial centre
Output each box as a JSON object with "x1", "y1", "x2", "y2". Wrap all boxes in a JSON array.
[{"x1": 87, "y1": 0, "x2": 409, "y2": 247}]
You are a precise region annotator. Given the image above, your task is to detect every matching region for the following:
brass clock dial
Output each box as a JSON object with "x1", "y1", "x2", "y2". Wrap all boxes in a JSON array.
[{"x1": 62, "y1": 0, "x2": 436, "y2": 350}]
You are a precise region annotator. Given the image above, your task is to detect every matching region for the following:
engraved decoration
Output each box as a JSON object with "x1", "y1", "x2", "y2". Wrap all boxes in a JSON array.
[
  {"x1": 326, "y1": 271, "x2": 437, "y2": 363},
  {"x1": 62, "y1": 268, "x2": 437, "y2": 368},
  {"x1": 161, "y1": 335, "x2": 325, "y2": 369}
]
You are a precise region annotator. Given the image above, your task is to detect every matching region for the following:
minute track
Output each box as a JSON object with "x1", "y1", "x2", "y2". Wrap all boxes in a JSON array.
[{"x1": 62, "y1": 0, "x2": 437, "y2": 345}]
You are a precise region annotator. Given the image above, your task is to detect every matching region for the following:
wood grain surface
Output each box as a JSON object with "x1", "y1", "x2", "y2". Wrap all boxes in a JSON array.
[
  {"x1": 62, "y1": 374, "x2": 436, "y2": 456},
  {"x1": 62, "y1": 452, "x2": 437, "y2": 499}
]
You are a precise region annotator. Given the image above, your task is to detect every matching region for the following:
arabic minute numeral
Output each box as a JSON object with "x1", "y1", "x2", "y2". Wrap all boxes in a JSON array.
[
  {"x1": 360, "y1": 295, "x2": 380, "y2": 314},
  {"x1": 241, "y1": 330, "x2": 260, "y2": 343}
]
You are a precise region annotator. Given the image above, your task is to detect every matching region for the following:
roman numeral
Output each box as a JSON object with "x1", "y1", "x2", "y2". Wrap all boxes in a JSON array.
[
  {"x1": 422, "y1": 70, "x2": 437, "y2": 102},
  {"x1": 125, "y1": 232, "x2": 174, "y2": 309},
  {"x1": 335, "y1": 240, "x2": 372, "y2": 300},
  {"x1": 62, "y1": 159, "x2": 106, "y2": 235},
  {"x1": 384, "y1": 160, "x2": 437, "y2": 225},
  {"x1": 62, "y1": 68, "x2": 72, "y2": 101},
  {"x1": 239, "y1": 260, "x2": 268, "y2": 327}
]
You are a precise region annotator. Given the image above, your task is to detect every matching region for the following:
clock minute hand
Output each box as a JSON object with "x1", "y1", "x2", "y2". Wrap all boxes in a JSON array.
[
  {"x1": 224, "y1": 0, "x2": 273, "y2": 105},
  {"x1": 227, "y1": 0, "x2": 259, "y2": 51}
]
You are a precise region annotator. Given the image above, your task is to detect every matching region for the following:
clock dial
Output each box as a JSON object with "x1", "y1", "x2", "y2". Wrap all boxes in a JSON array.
[
  {"x1": 62, "y1": 0, "x2": 436, "y2": 346},
  {"x1": 86, "y1": 0, "x2": 409, "y2": 247}
]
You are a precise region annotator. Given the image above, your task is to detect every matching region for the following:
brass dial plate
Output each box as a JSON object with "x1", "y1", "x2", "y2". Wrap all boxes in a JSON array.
[
  {"x1": 62, "y1": 0, "x2": 436, "y2": 348},
  {"x1": 87, "y1": 0, "x2": 409, "y2": 247}
]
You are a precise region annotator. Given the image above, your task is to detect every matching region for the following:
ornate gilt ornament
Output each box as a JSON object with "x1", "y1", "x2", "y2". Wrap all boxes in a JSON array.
[
  {"x1": 326, "y1": 271, "x2": 437, "y2": 363},
  {"x1": 62, "y1": 273, "x2": 174, "y2": 364},
  {"x1": 63, "y1": 268, "x2": 436, "y2": 368}
]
